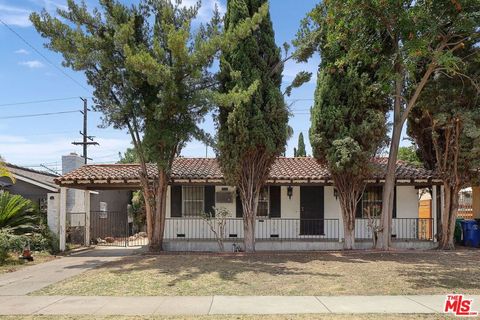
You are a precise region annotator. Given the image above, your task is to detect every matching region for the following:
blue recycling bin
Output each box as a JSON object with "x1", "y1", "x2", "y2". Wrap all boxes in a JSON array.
[{"x1": 461, "y1": 220, "x2": 480, "y2": 247}]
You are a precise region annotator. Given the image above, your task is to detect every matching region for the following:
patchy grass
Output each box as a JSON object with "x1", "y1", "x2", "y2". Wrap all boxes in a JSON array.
[
  {"x1": 0, "y1": 251, "x2": 57, "y2": 274},
  {"x1": 33, "y1": 250, "x2": 480, "y2": 296},
  {"x1": 0, "y1": 315, "x2": 453, "y2": 320}
]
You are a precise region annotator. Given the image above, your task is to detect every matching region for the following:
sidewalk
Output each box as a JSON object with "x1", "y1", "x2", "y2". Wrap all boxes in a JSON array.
[
  {"x1": 0, "y1": 246, "x2": 144, "y2": 296},
  {"x1": 1, "y1": 295, "x2": 476, "y2": 315}
]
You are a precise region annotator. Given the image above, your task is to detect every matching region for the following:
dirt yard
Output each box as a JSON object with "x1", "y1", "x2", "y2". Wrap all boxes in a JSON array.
[{"x1": 33, "y1": 250, "x2": 480, "y2": 296}]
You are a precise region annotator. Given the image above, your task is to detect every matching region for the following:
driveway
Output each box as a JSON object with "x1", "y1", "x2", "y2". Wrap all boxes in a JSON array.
[{"x1": 0, "y1": 246, "x2": 144, "y2": 296}]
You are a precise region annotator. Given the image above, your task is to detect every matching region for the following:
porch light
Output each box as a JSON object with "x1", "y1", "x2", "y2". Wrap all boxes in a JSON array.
[
  {"x1": 287, "y1": 186, "x2": 293, "y2": 199},
  {"x1": 334, "y1": 188, "x2": 338, "y2": 200}
]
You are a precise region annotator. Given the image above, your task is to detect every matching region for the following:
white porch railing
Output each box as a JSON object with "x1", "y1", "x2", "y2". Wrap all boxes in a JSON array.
[{"x1": 164, "y1": 218, "x2": 434, "y2": 241}]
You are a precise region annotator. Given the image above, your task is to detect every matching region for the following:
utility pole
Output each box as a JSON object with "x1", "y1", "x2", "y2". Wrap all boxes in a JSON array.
[{"x1": 72, "y1": 97, "x2": 99, "y2": 164}]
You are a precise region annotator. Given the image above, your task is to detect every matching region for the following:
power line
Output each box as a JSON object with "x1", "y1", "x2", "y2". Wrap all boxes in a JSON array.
[
  {"x1": 0, "y1": 110, "x2": 80, "y2": 119},
  {"x1": 0, "y1": 18, "x2": 90, "y2": 93},
  {"x1": 0, "y1": 97, "x2": 87, "y2": 108}
]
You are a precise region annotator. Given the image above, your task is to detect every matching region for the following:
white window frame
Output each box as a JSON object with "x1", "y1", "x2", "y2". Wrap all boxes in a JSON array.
[{"x1": 182, "y1": 186, "x2": 204, "y2": 217}]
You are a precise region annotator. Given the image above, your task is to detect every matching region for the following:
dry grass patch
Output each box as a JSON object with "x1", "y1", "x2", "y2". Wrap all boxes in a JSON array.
[
  {"x1": 0, "y1": 315, "x2": 453, "y2": 320},
  {"x1": 33, "y1": 250, "x2": 480, "y2": 296},
  {"x1": 0, "y1": 252, "x2": 57, "y2": 274}
]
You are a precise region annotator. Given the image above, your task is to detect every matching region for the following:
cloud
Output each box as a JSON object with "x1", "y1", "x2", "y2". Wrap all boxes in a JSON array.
[
  {"x1": 14, "y1": 49, "x2": 29, "y2": 55},
  {"x1": 0, "y1": 4, "x2": 32, "y2": 27},
  {"x1": 179, "y1": 0, "x2": 226, "y2": 23},
  {"x1": 19, "y1": 60, "x2": 45, "y2": 68},
  {"x1": 0, "y1": 135, "x2": 131, "y2": 165}
]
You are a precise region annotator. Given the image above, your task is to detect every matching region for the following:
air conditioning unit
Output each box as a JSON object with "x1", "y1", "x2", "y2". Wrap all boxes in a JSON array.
[{"x1": 216, "y1": 191, "x2": 233, "y2": 203}]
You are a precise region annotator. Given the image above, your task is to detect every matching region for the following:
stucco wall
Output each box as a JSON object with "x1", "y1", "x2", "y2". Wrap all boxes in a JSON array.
[
  {"x1": 165, "y1": 185, "x2": 420, "y2": 220},
  {"x1": 280, "y1": 186, "x2": 300, "y2": 218},
  {"x1": 396, "y1": 186, "x2": 419, "y2": 218}
]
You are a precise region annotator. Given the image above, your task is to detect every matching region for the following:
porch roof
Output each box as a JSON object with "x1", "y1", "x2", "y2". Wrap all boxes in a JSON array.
[{"x1": 55, "y1": 157, "x2": 441, "y2": 189}]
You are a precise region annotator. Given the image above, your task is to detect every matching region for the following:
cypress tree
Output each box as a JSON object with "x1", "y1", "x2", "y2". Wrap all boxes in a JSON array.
[
  {"x1": 216, "y1": 0, "x2": 288, "y2": 252},
  {"x1": 296, "y1": 132, "x2": 306, "y2": 157}
]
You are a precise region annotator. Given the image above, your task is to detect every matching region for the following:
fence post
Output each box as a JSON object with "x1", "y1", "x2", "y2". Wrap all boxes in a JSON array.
[
  {"x1": 59, "y1": 187, "x2": 67, "y2": 251},
  {"x1": 84, "y1": 190, "x2": 90, "y2": 247}
]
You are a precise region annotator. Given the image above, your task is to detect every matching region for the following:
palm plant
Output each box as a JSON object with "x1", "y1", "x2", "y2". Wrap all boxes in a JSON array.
[{"x1": 0, "y1": 192, "x2": 39, "y2": 234}]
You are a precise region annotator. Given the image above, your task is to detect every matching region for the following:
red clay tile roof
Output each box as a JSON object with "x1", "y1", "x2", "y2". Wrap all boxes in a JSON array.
[{"x1": 55, "y1": 157, "x2": 438, "y2": 186}]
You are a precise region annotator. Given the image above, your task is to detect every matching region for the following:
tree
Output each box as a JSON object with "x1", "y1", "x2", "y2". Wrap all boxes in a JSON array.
[
  {"x1": 294, "y1": 132, "x2": 306, "y2": 157},
  {"x1": 296, "y1": 0, "x2": 480, "y2": 249},
  {"x1": 408, "y1": 44, "x2": 480, "y2": 249},
  {"x1": 0, "y1": 156, "x2": 14, "y2": 183},
  {"x1": 295, "y1": 2, "x2": 388, "y2": 249},
  {"x1": 216, "y1": 0, "x2": 288, "y2": 252},
  {"x1": 118, "y1": 147, "x2": 139, "y2": 164},
  {"x1": 31, "y1": 0, "x2": 267, "y2": 250},
  {"x1": 397, "y1": 145, "x2": 422, "y2": 167}
]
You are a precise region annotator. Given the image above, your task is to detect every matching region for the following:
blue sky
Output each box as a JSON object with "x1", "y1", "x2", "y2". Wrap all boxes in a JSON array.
[{"x1": 0, "y1": 0, "x2": 405, "y2": 172}]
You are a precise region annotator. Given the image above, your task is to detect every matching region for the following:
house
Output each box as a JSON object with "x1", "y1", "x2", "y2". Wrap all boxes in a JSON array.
[
  {"x1": 0, "y1": 163, "x2": 59, "y2": 212},
  {"x1": 54, "y1": 157, "x2": 442, "y2": 251}
]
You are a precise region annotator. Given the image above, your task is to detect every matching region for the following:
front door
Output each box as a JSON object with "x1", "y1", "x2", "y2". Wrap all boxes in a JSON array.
[{"x1": 300, "y1": 186, "x2": 324, "y2": 235}]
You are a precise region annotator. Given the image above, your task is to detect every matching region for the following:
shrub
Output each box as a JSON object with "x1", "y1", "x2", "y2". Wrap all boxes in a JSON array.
[
  {"x1": 0, "y1": 192, "x2": 40, "y2": 234},
  {"x1": 0, "y1": 228, "x2": 25, "y2": 264}
]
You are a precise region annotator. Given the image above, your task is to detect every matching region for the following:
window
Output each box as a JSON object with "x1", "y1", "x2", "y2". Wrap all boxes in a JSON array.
[
  {"x1": 357, "y1": 186, "x2": 382, "y2": 218},
  {"x1": 182, "y1": 186, "x2": 204, "y2": 217},
  {"x1": 257, "y1": 187, "x2": 269, "y2": 217}
]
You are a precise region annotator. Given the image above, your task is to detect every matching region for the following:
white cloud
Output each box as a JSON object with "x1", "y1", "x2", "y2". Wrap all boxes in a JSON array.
[
  {"x1": 179, "y1": 0, "x2": 226, "y2": 23},
  {"x1": 0, "y1": 135, "x2": 131, "y2": 165},
  {"x1": 0, "y1": 135, "x2": 27, "y2": 143},
  {"x1": 14, "y1": 49, "x2": 29, "y2": 55},
  {"x1": 19, "y1": 60, "x2": 45, "y2": 68},
  {"x1": 0, "y1": 4, "x2": 32, "y2": 27}
]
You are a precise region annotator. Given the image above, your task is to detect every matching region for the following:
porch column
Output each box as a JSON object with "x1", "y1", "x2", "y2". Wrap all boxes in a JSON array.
[
  {"x1": 432, "y1": 187, "x2": 437, "y2": 242},
  {"x1": 59, "y1": 187, "x2": 67, "y2": 251},
  {"x1": 473, "y1": 186, "x2": 480, "y2": 219},
  {"x1": 84, "y1": 190, "x2": 91, "y2": 247}
]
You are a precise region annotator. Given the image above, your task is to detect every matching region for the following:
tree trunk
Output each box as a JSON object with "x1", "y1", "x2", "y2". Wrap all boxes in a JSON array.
[
  {"x1": 241, "y1": 187, "x2": 259, "y2": 253},
  {"x1": 150, "y1": 169, "x2": 168, "y2": 251},
  {"x1": 337, "y1": 189, "x2": 359, "y2": 250},
  {"x1": 377, "y1": 70, "x2": 403, "y2": 250},
  {"x1": 439, "y1": 183, "x2": 460, "y2": 250}
]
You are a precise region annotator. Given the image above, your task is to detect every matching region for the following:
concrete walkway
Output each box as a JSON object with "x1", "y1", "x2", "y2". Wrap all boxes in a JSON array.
[
  {"x1": 0, "y1": 246, "x2": 144, "y2": 296},
  {"x1": 1, "y1": 295, "x2": 476, "y2": 315}
]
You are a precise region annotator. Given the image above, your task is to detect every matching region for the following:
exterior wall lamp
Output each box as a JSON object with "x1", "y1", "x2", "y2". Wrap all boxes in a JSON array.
[
  {"x1": 287, "y1": 186, "x2": 293, "y2": 199},
  {"x1": 334, "y1": 188, "x2": 339, "y2": 200}
]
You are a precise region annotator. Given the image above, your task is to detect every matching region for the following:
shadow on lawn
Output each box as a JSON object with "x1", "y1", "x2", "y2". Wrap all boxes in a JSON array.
[{"x1": 87, "y1": 249, "x2": 480, "y2": 293}]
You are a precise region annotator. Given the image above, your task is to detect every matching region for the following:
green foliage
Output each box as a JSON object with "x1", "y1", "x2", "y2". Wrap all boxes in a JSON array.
[
  {"x1": 0, "y1": 156, "x2": 14, "y2": 183},
  {"x1": 118, "y1": 147, "x2": 139, "y2": 164},
  {"x1": 0, "y1": 192, "x2": 40, "y2": 235},
  {"x1": 398, "y1": 145, "x2": 422, "y2": 167},
  {"x1": 216, "y1": 0, "x2": 288, "y2": 184},
  {"x1": 294, "y1": 132, "x2": 306, "y2": 157},
  {"x1": 0, "y1": 229, "x2": 25, "y2": 264},
  {"x1": 31, "y1": 0, "x2": 267, "y2": 172},
  {"x1": 408, "y1": 43, "x2": 480, "y2": 185},
  {"x1": 309, "y1": 67, "x2": 388, "y2": 176}
]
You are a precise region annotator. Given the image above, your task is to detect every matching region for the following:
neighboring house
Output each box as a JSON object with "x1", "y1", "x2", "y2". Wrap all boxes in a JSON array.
[
  {"x1": 55, "y1": 157, "x2": 442, "y2": 251},
  {"x1": 0, "y1": 163, "x2": 58, "y2": 212}
]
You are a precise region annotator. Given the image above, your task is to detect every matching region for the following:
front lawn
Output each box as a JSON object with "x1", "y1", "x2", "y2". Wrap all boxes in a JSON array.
[
  {"x1": 33, "y1": 250, "x2": 480, "y2": 296},
  {"x1": 0, "y1": 314, "x2": 451, "y2": 320},
  {"x1": 0, "y1": 251, "x2": 57, "y2": 274}
]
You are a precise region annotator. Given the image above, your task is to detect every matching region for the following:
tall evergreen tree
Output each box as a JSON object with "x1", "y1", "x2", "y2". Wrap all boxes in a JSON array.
[
  {"x1": 216, "y1": 0, "x2": 288, "y2": 252},
  {"x1": 31, "y1": 0, "x2": 266, "y2": 250},
  {"x1": 296, "y1": 1, "x2": 389, "y2": 249},
  {"x1": 295, "y1": 132, "x2": 306, "y2": 157}
]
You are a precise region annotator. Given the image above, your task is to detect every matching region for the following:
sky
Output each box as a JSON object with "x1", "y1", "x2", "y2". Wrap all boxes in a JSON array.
[{"x1": 0, "y1": 0, "x2": 407, "y2": 173}]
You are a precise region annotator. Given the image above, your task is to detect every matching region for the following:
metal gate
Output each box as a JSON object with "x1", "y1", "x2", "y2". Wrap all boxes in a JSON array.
[
  {"x1": 90, "y1": 211, "x2": 148, "y2": 247},
  {"x1": 66, "y1": 212, "x2": 87, "y2": 247}
]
